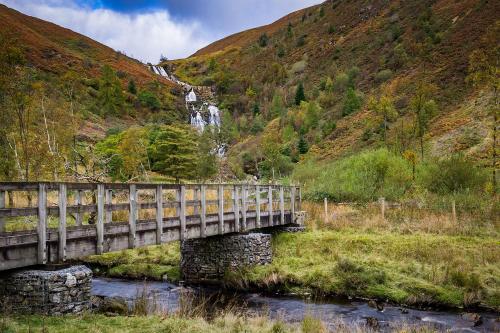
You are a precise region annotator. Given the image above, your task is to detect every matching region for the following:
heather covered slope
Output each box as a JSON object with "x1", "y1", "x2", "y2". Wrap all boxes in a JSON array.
[{"x1": 165, "y1": 0, "x2": 498, "y2": 175}]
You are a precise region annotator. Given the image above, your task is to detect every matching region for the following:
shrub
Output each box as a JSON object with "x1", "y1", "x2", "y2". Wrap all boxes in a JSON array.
[
  {"x1": 294, "y1": 148, "x2": 412, "y2": 202},
  {"x1": 375, "y1": 69, "x2": 393, "y2": 83},
  {"x1": 138, "y1": 90, "x2": 161, "y2": 110},
  {"x1": 342, "y1": 88, "x2": 362, "y2": 116},
  {"x1": 290, "y1": 60, "x2": 307, "y2": 74},
  {"x1": 419, "y1": 155, "x2": 487, "y2": 194}
]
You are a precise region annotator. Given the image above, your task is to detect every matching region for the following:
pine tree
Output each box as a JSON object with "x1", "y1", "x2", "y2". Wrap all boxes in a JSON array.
[
  {"x1": 298, "y1": 135, "x2": 309, "y2": 154},
  {"x1": 149, "y1": 125, "x2": 198, "y2": 182},
  {"x1": 295, "y1": 82, "x2": 306, "y2": 105},
  {"x1": 127, "y1": 79, "x2": 137, "y2": 95}
]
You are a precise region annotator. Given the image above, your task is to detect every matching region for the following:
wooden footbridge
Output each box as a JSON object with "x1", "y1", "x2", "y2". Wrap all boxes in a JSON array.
[{"x1": 0, "y1": 182, "x2": 301, "y2": 271}]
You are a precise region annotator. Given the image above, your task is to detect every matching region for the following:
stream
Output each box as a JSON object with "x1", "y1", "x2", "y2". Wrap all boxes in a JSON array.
[{"x1": 92, "y1": 278, "x2": 499, "y2": 332}]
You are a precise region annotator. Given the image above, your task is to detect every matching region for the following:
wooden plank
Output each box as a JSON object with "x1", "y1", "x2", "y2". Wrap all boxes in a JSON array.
[
  {"x1": 96, "y1": 184, "x2": 105, "y2": 254},
  {"x1": 255, "y1": 185, "x2": 261, "y2": 228},
  {"x1": 37, "y1": 184, "x2": 47, "y2": 264},
  {"x1": 290, "y1": 186, "x2": 296, "y2": 220},
  {"x1": 233, "y1": 186, "x2": 240, "y2": 233},
  {"x1": 58, "y1": 184, "x2": 67, "y2": 262},
  {"x1": 128, "y1": 184, "x2": 137, "y2": 249},
  {"x1": 242, "y1": 185, "x2": 247, "y2": 231},
  {"x1": 268, "y1": 185, "x2": 273, "y2": 226},
  {"x1": 179, "y1": 186, "x2": 186, "y2": 240},
  {"x1": 280, "y1": 186, "x2": 285, "y2": 225},
  {"x1": 200, "y1": 185, "x2": 206, "y2": 238},
  {"x1": 75, "y1": 190, "x2": 83, "y2": 226},
  {"x1": 0, "y1": 190, "x2": 5, "y2": 233},
  {"x1": 156, "y1": 185, "x2": 163, "y2": 245},
  {"x1": 298, "y1": 186, "x2": 302, "y2": 210},
  {"x1": 105, "y1": 190, "x2": 113, "y2": 223},
  {"x1": 218, "y1": 185, "x2": 224, "y2": 234}
]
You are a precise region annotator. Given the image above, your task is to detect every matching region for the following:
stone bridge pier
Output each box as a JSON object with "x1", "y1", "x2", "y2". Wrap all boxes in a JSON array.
[{"x1": 181, "y1": 211, "x2": 306, "y2": 283}]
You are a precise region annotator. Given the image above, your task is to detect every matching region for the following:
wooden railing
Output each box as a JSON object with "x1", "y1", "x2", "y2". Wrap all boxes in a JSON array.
[{"x1": 0, "y1": 182, "x2": 301, "y2": 270}]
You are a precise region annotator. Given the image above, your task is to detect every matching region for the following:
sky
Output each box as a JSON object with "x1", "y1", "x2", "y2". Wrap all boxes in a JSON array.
[{"x1": 1, "y1": 0, "x2": 322, "y2": 63}]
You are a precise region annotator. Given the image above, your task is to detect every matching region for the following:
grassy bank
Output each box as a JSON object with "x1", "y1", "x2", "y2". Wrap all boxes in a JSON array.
[
  {"x1": 83, "y1": 242, "x2": 180, "y2": 282},
  {"x1": 0, "y1": 313, "x2": 444, "y2": 333},
  {"x1": 82, "y1": 202, "x2": 499, "y2": 310}
]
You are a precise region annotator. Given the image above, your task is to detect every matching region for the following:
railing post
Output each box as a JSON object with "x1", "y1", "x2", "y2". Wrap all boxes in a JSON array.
[
  {"x1": 37, "y1": 184, "x2": 47, "y2": 264},
  {"x1": 200, "y1": 185, "x2": 207, "y2": 238},
  {"x1": 0, "y1": 189, "x2": 5, "y2": 233},
  {"x1": 193, "y1": 187, "x2": 199, "y2": 216},
  {"x1": 298, "y1": 186, "x2": 302, "y2": 210},
  {"x1": 180, "y1": 185, "x2": 186, "y2": 240},
  {"x1": 96, "y1": 184, "x2": 105, "y2": 254},
  {"x1": 290, "y1": 186, "x2": 296, "y2": 219},
  {"x1": 218, "y1": 185, "x2": 224, "y2": 234},
  {"x1": 58, "y1": 184, "x2": 67, "y2": 262},
  {"x1": 128, "y1": 184, "x2": 137, "y2": 248},
  {"x1": 233, "y1": 185, "x2": 240, "y2": 233},
  {"x1": 75, "y1": 190, "x2": 83, "y2": 227},
  {"x1": 255, "y1": 185, "x2": 261, "y2": 228},
  {"x1": 242, "y1": 185, "x2": 247, "y2": 231},
  {"x1": 105, "y1": 189, "x2": 113, "y2": 223},
  {"x1": 268, "y1": 185, "x2": 273, "y2": 226},
  {"x1": 156, "y1": 185, "x2": 163, "y2": 244},
  {"x1": 280, "y1": 186, "x2": 285, "y2": 225}
]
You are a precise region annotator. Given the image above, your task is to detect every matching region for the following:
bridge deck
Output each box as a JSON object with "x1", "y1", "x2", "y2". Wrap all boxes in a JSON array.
[{"x1": 0, "y1": 182, "x2": 300, "y2": 271}]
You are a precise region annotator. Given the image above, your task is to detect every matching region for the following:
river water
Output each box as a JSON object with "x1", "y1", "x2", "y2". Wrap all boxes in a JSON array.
[{"x1": 92, "y1": 278, "x2": 499, "y2": 332}]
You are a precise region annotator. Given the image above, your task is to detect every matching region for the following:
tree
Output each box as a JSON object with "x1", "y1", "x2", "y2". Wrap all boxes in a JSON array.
[
  {"x1": 271, "y1": 92, "x2": 285, "y2": 119},
  {"x1": 97, "y1": 65, "x2": 125, "y2": 116},
  {"x1": 259, "y1": 131, "x2": 293, "y2": 179},
  {"x1": 303, "y1": 101, "x2": 322, "y2": 130},
  {"x1": 252, "y1": 103, "x2": 260, "y2": 115},
  {"x1": 467, "y1": 22, "x2": 499, "y2": 193},
  {"x1": 295, "y1": 82, "x2": 306, "y2": 105},
  {"x1": 196, "y1": 130, "x2": 218, "y2": 181},
  {"x1": 138, "y1": 90, "x2": 161, "y2": 110},
  {"x1": 298, "y1": 135, "x2": 309, "y2": 154},
  {"x1": 258, "y1": 33, "x2": 269, "y2": 47},
  {"x1": 128, "y1": 79, "x2": 137, "y2": 95},
  {"x1": 118, "y1": 127, "x2": 148, "y2": 180},
  {"x1": 410, "y1": 82, "x2": 437, "y2": 160},
  {"x1": 368, "y1": 89, "x2": 397, "y2": 145},
  {"x1": 342, "y1": 87, "x2": 362, "y2": 116},
  {"x1": 149, "y1": 125, "x2": 198, "y2": 182}
]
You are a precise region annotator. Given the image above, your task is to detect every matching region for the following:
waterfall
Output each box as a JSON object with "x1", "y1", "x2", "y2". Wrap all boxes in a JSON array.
[{"x1": 148, "y1": 64, "x2": 223, "y2": 144}]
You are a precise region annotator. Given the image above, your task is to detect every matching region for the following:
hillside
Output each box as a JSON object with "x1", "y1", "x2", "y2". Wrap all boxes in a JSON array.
[
  {"x1": 0, "y1": 4, "x2": 184, "y2": 142},
  {"x1": 164, "y1": 0, "x2": 499, "y2": 182}
]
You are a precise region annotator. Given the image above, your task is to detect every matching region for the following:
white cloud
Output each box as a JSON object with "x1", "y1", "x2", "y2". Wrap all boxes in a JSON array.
[{"x1": 1, "y1": 0, "x2": 211, "y2": 63}]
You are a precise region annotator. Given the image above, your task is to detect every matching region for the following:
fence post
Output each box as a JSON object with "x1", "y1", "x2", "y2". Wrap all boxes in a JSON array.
[
  {"x1": 233, "y1": 185, "x2": 240, "y2": 232},
  {"x1": 379, "y1": 197, "x2": 385, "y2": 220},
  {"x1": 290, "y1": 186, "x2": 296, "y2": 221},
  {"x1": 105, "y1": 189, "x2": 113, "y2": 223},
  {"x1": 156, "y1": 185, "x2": 163, "y2": 244},
  {"x1": 268, "y1": 185, "x2": 273, "y2": 226},
  {"x1": 0, "y1": 189, "x2": 5, "y2": 233},
  {"x1": 280, "y1": 186, "x2": 285, "y2": 225},
  {"x1": 242, "y1": 185, "x2": 248, "y2": 230},
  {"x1": 324, "y1": 197, "x2": 328, "y2": 222},
  {"x1": 255, "y1": 185, "x2": 261, "y2": 228},
  {"x1": 128, "y1": 184, "x2": 137, "y2": 248},
  {"x1": 180, "y1": 185, "x2": 186, "y2": 240},
  {"x1": 96, "y1": 184, "x2": 105, "y2": 254},
  {"x1": 58, "y1": 184, "x2": 67, "y2": 262},
  {"x1": 200, "y1": 185, "x2": 207, "y2": 238},
  {"x1": 37, "y1": 184, "x2": 47, "y2": 264},
  {"x1": 218, "y1": 185, "x2": 224, "y2": 234},
  {"x1": 298, "y1": 186, "x2": 302, "y2": 210},
  {"x1": 75, "y1": 190, "x2": 83, "y2": 227},
  {"x1": 451, "y1": 199, "x2": 457, "y2": 223}
]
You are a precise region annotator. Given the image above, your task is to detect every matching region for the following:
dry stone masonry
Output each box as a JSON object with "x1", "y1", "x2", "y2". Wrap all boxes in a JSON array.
[
  {"x1": 0, "y1": 265, "x2": 92, "y2": 315},
  {"x1": 181, "y1": 233, "x2": 272, "y2": 283}
]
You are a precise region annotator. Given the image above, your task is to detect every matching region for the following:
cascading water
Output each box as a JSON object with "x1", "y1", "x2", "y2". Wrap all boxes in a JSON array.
[{"x1": 148, "y1": 63, "x2": 225, "y2": 154}]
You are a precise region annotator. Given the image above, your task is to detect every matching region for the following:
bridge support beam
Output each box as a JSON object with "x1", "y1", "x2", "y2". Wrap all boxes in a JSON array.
[
  {"x1": 180, "y1": 233, "x2": 272, "y2": 283},
  {"x1": 0, "y1": 265, "x2": 92, "y2": 315}
]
